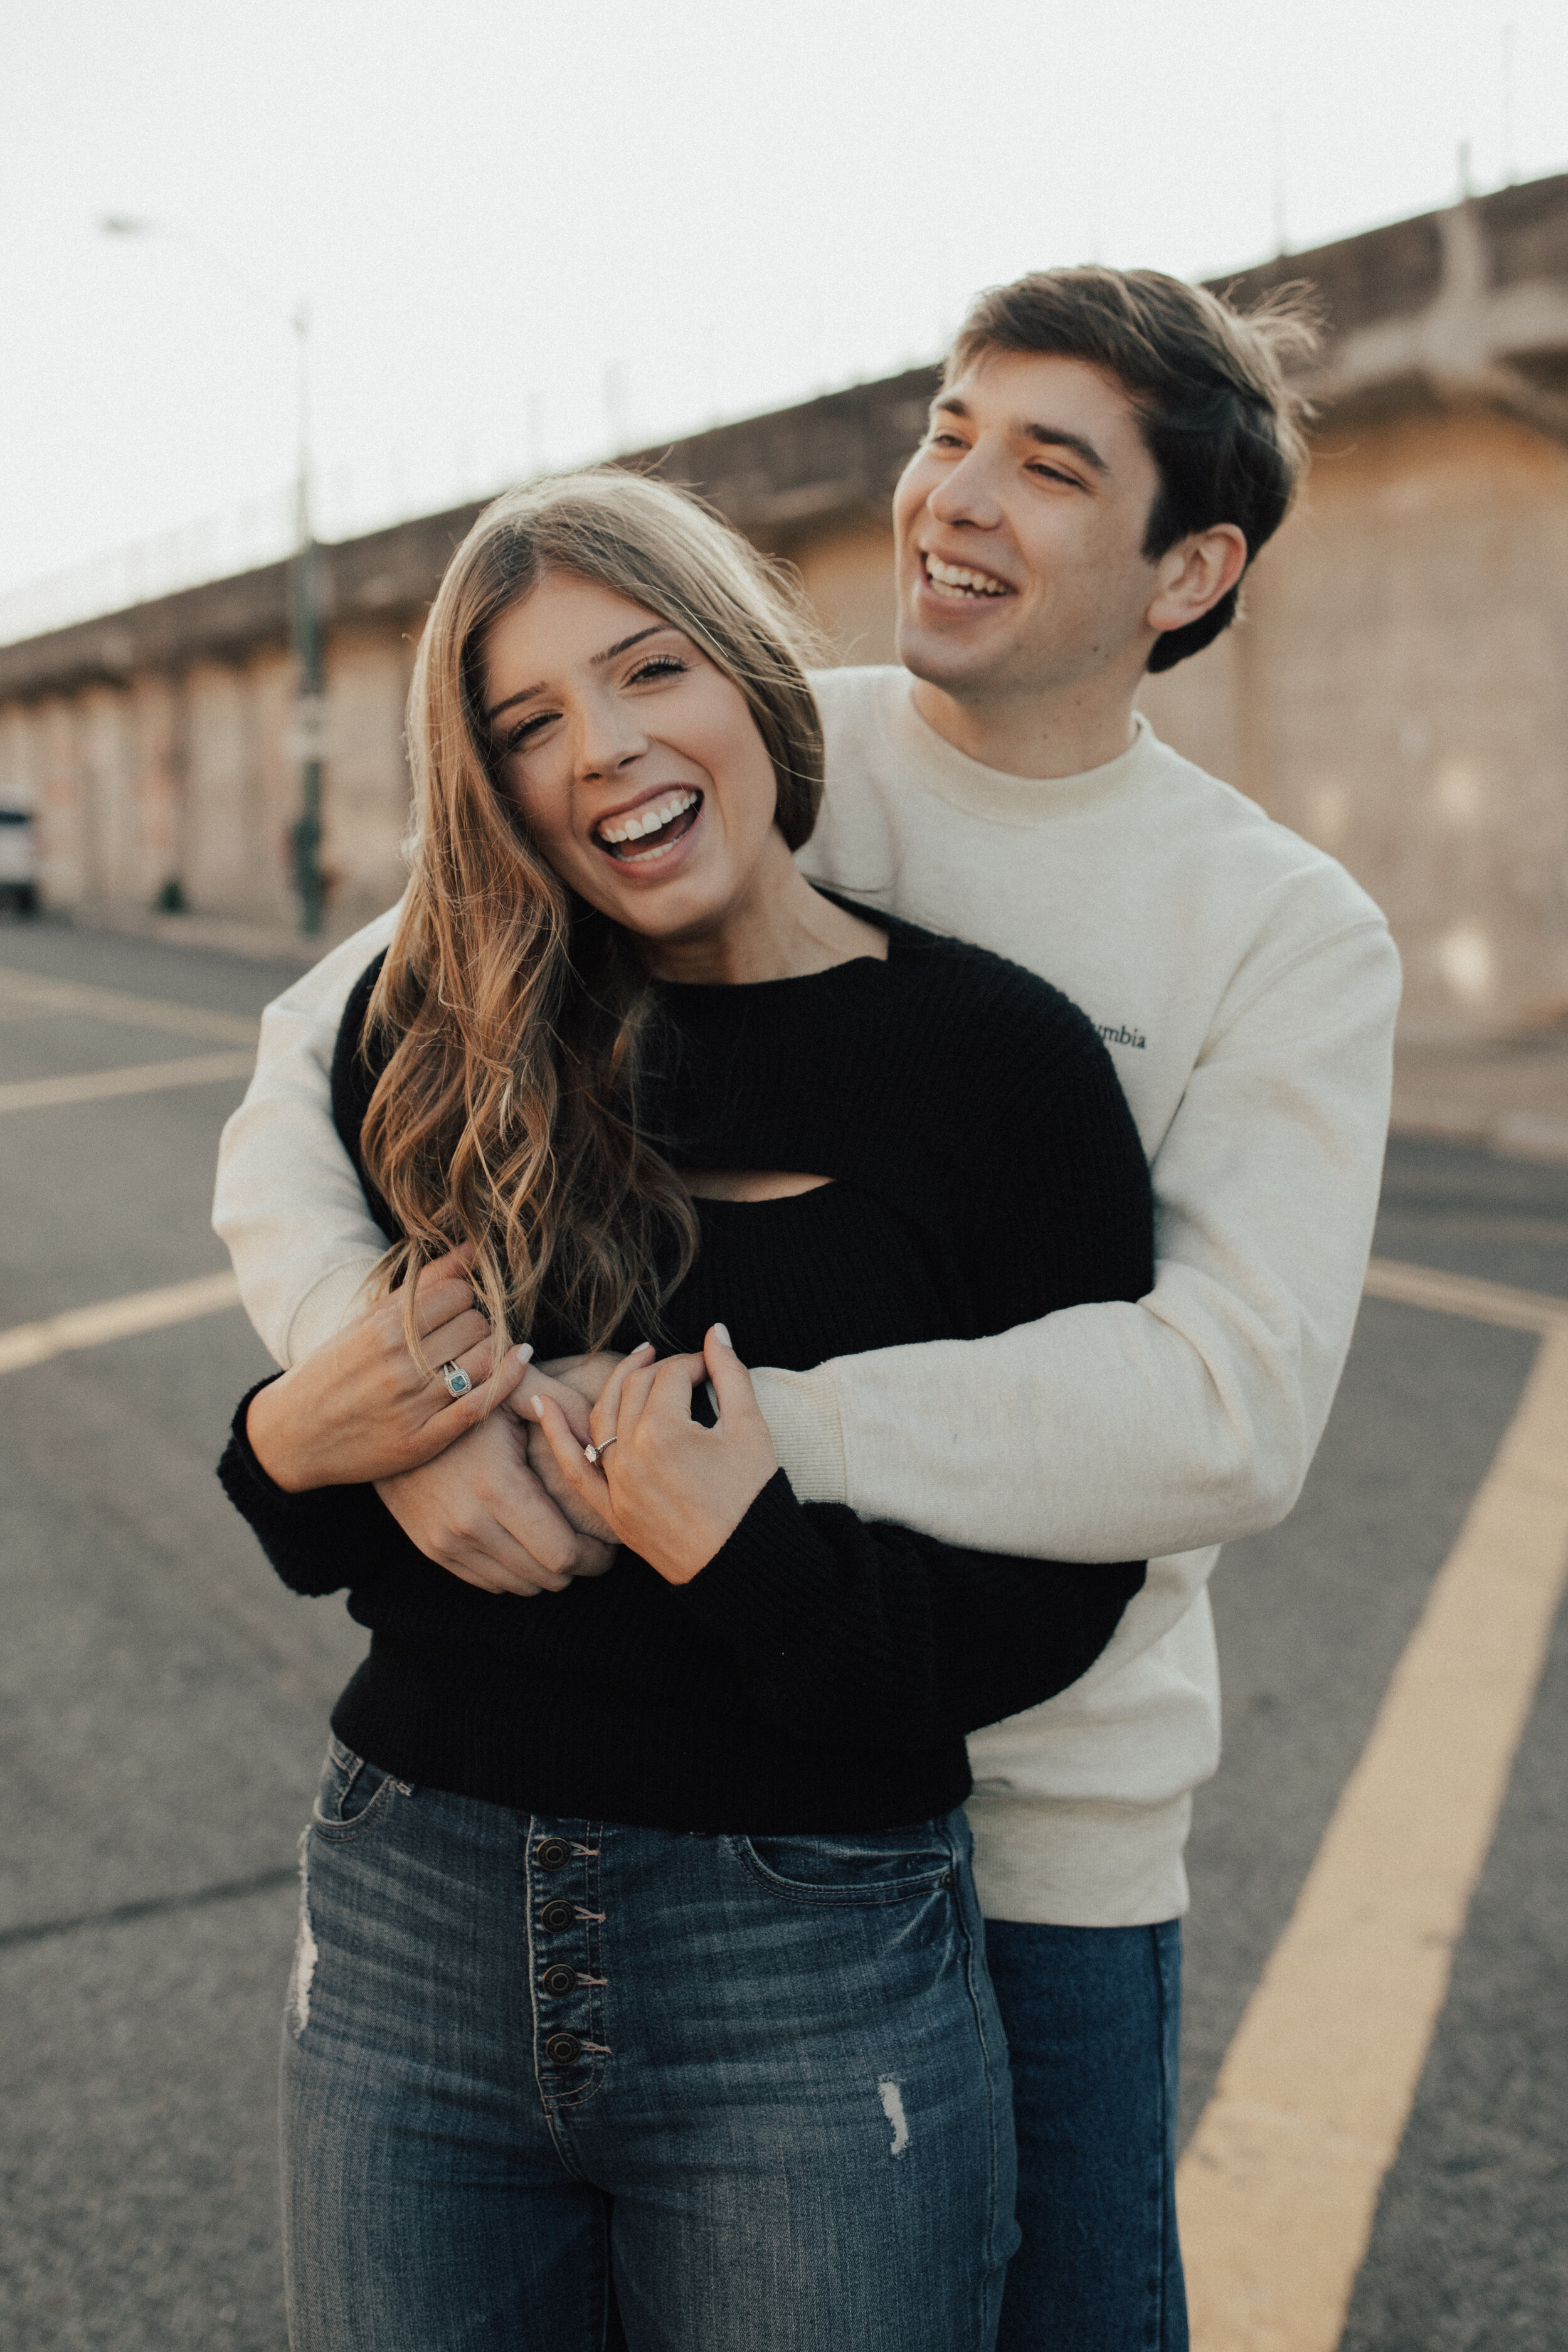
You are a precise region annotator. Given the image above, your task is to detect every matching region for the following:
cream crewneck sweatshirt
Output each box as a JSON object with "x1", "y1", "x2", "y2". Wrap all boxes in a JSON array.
[{"x1": 213, "y1": 667, "x2": 1399, "y2": 1926}]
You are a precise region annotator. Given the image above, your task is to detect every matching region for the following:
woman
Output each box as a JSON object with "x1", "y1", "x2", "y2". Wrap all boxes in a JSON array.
[{"x1": 220, "y1": 471, "x2": 1153, "y2": 2352}]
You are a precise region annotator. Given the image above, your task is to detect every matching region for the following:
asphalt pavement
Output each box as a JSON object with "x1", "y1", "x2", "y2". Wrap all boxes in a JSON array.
[{"x1": 1, "y1": 918, "x2": 1564, "y2": 2351}]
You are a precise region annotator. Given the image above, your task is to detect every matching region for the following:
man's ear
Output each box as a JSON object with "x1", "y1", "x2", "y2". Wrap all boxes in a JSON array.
[{"x1": 1145, "y1": 523, "x2": 1248, "y2": 638}]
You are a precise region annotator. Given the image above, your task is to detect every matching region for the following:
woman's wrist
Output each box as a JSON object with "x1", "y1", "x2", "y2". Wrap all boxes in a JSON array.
[{"x1": 243, "y1": 1370, "x2": 319, "y2": 1494}]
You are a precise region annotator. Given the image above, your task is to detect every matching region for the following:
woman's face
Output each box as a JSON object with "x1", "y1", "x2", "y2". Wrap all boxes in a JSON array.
[{"x1": 482, "y1": 571, "x2": 787, "y2": 955}]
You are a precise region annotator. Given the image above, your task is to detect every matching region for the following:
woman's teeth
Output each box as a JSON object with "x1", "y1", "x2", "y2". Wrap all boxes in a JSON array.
[
  {"x1": 924, "y1": 554, "x2": 1010, "y2": 598},
  {"x1": 597, "y1": 788, "x2": 701, "y2": 861}
]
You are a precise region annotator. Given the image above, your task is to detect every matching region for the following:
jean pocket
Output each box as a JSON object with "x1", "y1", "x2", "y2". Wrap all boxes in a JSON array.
[
  {"x1": 310, "y1": 1736, "x2": 403, "y2": 1841},
  {"x1": 728, "y1": 1823, "x2": 957, "y2": 1907}
]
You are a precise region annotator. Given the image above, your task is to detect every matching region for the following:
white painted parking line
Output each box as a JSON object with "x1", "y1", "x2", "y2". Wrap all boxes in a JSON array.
[
  {"x1": 1364, "y1": 1253, "x2": 1568, "y2": 1335},
  {"x1": 0, "y1": 967, "x2": 261, "y2": 1047},
  {"x1": 1180, "y1": 1283, "x2": 1568, "y2": 2352},
  {"x1": 0, "y1": 1271, "x2": 244, "y2": 1374},
  {"x1": 0, "y1": 1052, "x2": 258, "y2": 1113}
]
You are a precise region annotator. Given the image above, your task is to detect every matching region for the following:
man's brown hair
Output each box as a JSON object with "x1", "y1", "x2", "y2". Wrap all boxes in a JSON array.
[{"x1": 948, "y1": 266, "x2": 1320, "y2": 670}]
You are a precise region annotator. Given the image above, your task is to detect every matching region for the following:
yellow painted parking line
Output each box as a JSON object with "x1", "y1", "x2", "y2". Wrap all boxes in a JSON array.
[
  {"x1": 1364, "y1": 1253, "x2": 1568, "y2": 1335},
  {"x1": 0, "y1": 1052, "x2": 258, "y2": 1114},
  {"x1": 1180, "y1": 1294, "x2": 1568, "y2": 2351},
  {"x1": 0, "y1": 967, "x2": 261, "y2": 1047},
  {"x1": 0, "y1": 1272, "x2": 244, "y2": 1375}
]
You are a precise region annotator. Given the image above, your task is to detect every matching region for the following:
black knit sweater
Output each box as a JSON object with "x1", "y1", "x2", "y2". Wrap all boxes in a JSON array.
[{"x1": 220, "y1": 906, "x2": 1153, "y2": 1833}]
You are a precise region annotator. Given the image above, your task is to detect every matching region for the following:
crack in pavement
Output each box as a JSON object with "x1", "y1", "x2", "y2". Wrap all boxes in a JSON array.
[{"x1": 0, "y1": 1865, "x2": 297, "y2": 1952}]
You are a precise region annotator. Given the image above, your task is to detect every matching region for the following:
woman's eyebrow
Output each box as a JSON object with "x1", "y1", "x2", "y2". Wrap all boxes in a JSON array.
[{"x1": 485, "y1": 624, "x2": 674, "y2": 724}]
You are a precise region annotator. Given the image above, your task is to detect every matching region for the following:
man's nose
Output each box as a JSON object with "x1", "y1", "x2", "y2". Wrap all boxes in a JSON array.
[{"x1": 927, "y1": 448, "x2": 1003, "y2": 531}]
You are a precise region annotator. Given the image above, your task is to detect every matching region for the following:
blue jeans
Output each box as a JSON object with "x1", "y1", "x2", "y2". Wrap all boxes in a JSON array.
[
  {"x1": 985, "y1": 1919, "x2": 1187, "y2": 2352},
  {"x1": 280, "y1": 1738, "x2": 1018, "y2": 2351}
]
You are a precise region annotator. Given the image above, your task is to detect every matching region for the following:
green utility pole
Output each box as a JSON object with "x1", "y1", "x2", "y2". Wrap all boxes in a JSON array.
[
  {"x1": 100, "y1": 221, "x2": 326, "y2": 936},
  {"x1": 289, "y1": 533, "x2": 326, "y2": 935},
  {"x1": 287, "y1": 304, "x2": 327, "y2": 935}
]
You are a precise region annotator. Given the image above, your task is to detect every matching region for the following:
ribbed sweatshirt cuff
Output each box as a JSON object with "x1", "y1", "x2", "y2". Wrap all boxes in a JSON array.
[
  {"x1": 750, "y1": 1364, "x2": 848, "y2": 1505},
  {"x1": 284, "y1": 1254, "x2": 381, "y2": 1365}
]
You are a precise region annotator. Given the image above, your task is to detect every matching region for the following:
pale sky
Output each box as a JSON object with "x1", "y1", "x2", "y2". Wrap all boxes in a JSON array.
[{"x1": 4, "y1": 0, "x2": 1564, "y2": 627}]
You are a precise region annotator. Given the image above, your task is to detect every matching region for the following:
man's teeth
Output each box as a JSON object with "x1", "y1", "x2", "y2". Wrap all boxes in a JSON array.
[
  {"x1": 925, "y1": 554, "x2": 1009, "y2": 597},
  {"x1": 598, "y1": 789, "x2": 699, "y2": 849}
]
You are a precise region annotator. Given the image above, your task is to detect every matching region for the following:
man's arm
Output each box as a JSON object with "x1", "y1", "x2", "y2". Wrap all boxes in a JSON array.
[
  {"x1": 216, "y1": 904, "x2": 1399, "y2": 1571},
  {"x1": 753, "y1": 914, "x2": 1401, "y2": 1560},
  {"x1": 214, "y1": 908, "x2": 400, "y2": 1365}
]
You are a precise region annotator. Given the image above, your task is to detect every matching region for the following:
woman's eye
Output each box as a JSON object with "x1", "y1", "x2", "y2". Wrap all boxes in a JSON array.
[
  {"x1": 630, "y1": 655, "x2": 688, "y2": 684},
  {"x1": 503, "y1": 711, "x2": 556, "y2": 752}
]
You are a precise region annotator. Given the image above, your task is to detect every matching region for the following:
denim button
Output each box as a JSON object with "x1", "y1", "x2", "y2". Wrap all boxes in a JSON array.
[
  {"x1": 540, "y1": 1899, "x2": 575, "y2": 1932},
  {"x1": 541, "y1": 1964, "x2": 576, "y2": 1997},
  {"x1": 545, "y1": 2032, "x2": 581, "y2": 2065},
  {"x1": 536, "y1": 1838, "x2": 571, "y2": 1871}
]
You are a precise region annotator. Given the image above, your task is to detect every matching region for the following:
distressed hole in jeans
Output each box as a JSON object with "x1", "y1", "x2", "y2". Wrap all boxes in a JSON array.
[
  {"x1": 287, "y1": 1828, "x2": 318, "y2": 2040},
  {"x1": 878, "y1": 2077, "x2": 909, "y2": 2158}
]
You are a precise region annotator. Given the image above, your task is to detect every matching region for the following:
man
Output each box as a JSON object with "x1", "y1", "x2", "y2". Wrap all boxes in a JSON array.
[{"x1": 215, "y1": 266, "x2": 1399, "y2": 2349}]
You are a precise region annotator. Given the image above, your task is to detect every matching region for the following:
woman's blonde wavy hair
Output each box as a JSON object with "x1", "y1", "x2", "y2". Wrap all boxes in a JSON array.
[{"x1": 359, "y1": 468, "x2": 828, "y2": 1362}]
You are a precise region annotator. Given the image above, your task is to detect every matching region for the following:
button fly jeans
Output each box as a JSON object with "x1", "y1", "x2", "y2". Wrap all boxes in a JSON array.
[{"x1": 280, "y1": 1739, "x2": 1018, "y2": 2352}]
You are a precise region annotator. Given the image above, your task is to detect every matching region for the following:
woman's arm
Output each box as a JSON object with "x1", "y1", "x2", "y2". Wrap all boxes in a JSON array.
[
  {"x1": 221, "y1": 1377, "x2": 608, "y2": 1601},
  {"x1": 221, "y1": 1253, "x2": 612, "y2": 1599},
  {"x1": 241, "y1": 1248, "x2": 529, "y2": 1490},
  {"x1": 534, "y1": 1332, "x2": 1143, "y2": 1754},
  {"x1": 216, "y1": 908, "x2": 1397, "y2": 1574}
]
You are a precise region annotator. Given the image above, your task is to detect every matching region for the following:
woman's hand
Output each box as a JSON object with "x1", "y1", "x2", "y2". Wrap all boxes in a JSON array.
[
  {"x1": 532, "y1": 1326, "x2": 776, "y2": 1584},
  {"x1": 244, "y1": 1248, "x2": 544, "y2": 1493}
]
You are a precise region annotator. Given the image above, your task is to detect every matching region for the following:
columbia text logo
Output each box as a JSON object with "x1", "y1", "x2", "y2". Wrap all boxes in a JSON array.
[{"x1": 1097, "y1": 1024, "x2": 1147, "y2": 1050}]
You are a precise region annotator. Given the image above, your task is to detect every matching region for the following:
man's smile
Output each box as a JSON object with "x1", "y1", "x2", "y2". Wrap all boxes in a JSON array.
[{"x1": 921, "y1": 551, "x2": 1014, "y2": 601}]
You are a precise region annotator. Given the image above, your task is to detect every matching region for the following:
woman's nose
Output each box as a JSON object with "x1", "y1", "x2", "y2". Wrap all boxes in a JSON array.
[{"x1": 575, "y1": 703, "x2": 647, "y2": 783}]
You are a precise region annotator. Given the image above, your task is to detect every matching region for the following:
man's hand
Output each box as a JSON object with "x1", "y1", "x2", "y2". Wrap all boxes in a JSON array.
[
  {"x1": 511, "y1": 1350, "x2": 627, "y2": 1414},
  {"x1": 534, "y1": 1327, "x2": 776, "y2": 1584},
  {"x1": 376, "y1": 1404, "x2": 617, "y2": 1596}
]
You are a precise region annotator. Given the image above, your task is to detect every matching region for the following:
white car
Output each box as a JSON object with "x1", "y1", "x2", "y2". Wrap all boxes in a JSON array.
[{"x1": 0, "y1": 804, "x2": 38, "y2": 914}]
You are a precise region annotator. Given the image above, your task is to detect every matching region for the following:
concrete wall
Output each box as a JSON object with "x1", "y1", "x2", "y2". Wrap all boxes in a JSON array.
[
  {"x1": 1245, "y1": 407, "x2": 1568, "y2": 1037},
  {"x1": 0, "y1": 628, "x2": 417, "y2": 940},
  {"x1": 4, "y1": 177, "x2": 1567, "y2": 1030}
]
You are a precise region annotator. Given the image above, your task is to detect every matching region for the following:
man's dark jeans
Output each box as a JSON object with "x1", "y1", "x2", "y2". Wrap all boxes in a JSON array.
[{"x1": 987, "y1": 1919, "x2": 1187, "y2": 2352}]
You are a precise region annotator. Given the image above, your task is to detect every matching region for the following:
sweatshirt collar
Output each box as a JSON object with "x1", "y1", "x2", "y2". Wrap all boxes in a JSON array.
[{"x1": 884, "y1": 672, "x2": 1163, "y2": 827}]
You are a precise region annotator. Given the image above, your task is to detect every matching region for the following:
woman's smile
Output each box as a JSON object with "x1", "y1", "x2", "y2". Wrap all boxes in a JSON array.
[{"x1": 592, "y1": 783, "x2": 705, "y2": 869}]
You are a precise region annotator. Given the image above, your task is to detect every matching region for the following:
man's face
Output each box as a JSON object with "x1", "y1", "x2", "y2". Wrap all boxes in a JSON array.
[{"x1": 893, "y1": 351, "x2": 1170, "y2": 704}]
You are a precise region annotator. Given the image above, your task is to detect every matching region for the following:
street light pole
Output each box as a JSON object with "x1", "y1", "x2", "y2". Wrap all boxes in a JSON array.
[
  {"x1": 101, "y1": 216, "x2": 326, "y2": 935},
  {"x1": 287, "y1": 304, "x2": 326, "y2": 935}
]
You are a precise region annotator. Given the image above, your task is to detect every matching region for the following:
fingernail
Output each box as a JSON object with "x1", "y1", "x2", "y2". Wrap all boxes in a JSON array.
[
  {"x1": 532, "y1": 1394, "x2": 548, "y2": 1419},
  {"x1": 515, "y1": 1342, "x2": 534, "y2": 1365},
  {"x1": 712, "y1": 1323, "x2": 731, "y2": 1348}
]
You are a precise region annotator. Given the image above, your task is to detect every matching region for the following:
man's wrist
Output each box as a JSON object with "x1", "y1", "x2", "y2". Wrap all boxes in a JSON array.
[{"x1": 750, "y1": 1365, "x2": 848, "y2": 1507}]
